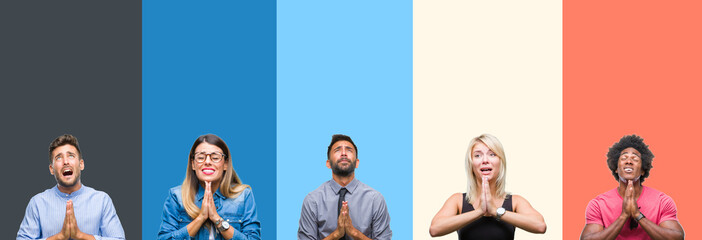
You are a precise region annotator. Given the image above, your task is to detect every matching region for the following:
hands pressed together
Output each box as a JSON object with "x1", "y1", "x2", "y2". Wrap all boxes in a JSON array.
[
  {"x1": 479, "y1": 176, "x2": 498, "y2": 217},
  {"x1": 330, "y1": 201, "x2": 363, "y2": 240},
  {"x1": 197, "y1": 181, "x2": 222, "y2": 223},
  {"x1": 52, "y1": 200, "x2": 94, "y2": 240},
  {"x1": 188, "y1": 181, "x2": 233, "y2": 239},
  {"x1": 621, "y1": 180, "x2": 640, "y2": 219}
]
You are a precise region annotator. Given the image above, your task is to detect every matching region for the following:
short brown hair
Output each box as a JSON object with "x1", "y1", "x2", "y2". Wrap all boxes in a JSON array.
[{"x1": 49, "y1": 134, "x2": 82, "y2": 162}]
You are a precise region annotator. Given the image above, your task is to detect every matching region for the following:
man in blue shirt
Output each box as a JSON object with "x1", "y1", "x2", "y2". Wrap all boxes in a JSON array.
[
  {"x1": 298, "y1": 134, "x2": 392, "y2": 240},
  {"x1": 17, "y1": 134, "x2": 125, "y2": 240}
]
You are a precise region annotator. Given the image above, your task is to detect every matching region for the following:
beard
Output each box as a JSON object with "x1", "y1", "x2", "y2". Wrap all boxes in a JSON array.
[
  {"x1": 331, "y1": 158, "x2": 356, "y2": 177},
  {"x1": 54, "y1": 168, "x2": 81, "y2": 188}
]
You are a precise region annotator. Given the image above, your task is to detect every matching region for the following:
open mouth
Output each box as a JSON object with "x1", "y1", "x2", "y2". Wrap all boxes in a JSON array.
[
  {"x1": 62, "y1": 168, "x2": 74, "y2": 176},
  {"x1": 623, "y1": 167, "x2": 633, "y2": 173},
  {"x1": 480, "y1": 167, "x2": 493, "y2": 175}
]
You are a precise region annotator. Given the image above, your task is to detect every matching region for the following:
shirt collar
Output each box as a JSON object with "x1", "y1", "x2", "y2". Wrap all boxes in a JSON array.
[
  {"x1": 52, "y1": 184, "x2": 85, "y2": 199},
  {"x1": 328, "y1": 178, "x2": 359, "y2": 195},
  {"x1": 196, "y1": 184, "x2": 225, "y2": 201}
]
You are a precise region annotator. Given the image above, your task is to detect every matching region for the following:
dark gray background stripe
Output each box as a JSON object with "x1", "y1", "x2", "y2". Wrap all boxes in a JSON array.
[{"x1": 0, "y1": 0, "x2": 141, "y2": 239}]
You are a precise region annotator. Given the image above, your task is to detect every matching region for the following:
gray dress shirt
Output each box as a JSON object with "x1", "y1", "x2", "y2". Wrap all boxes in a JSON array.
[{"x1": 298, "y1": 178, "x2": 392, "y2": 240}]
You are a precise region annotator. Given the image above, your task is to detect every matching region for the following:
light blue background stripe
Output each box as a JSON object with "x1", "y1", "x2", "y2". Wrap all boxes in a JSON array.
[
  {"x1": 277, "y1": 1, "x2": 413, "y2": 239},
  {"x1": 142, "y1": 1, "x2": 276, "y2": 239}
]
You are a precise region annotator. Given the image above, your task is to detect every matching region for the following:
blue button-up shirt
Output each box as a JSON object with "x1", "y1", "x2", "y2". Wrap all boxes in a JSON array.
[
  {"x1": 158, "y1": 185, "x2": 260, "y2": 240},
  {"x1": 17, "y1": 184, "x2": 125, "y2": 240}
]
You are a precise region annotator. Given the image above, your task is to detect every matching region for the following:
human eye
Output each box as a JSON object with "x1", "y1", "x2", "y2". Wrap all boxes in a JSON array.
[
  {"x1": 68, "y1": 154, "x2": 76, "y2": 159},
  {"x1": 473, "y1": 153, "x2": 481, "y2": 158},
  {"x1": 55, "y1": 155, "x2": 62, "y2": 161}
]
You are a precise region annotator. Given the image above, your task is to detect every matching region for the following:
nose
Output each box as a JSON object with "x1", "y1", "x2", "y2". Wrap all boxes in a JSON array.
[
  {"x1": 203, "y1": 155, "x2": 214, "y2": 164},
  {"x1": 480, "y1": 155, "x2": 489, "y2": 164},
  {"x1": 340, "y1": 148, "x2": 347, "y2": 156}
]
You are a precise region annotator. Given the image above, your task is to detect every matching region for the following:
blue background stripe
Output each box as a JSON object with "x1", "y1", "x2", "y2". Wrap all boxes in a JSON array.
[
  {"x1": 277, "y1": 0, "x2": 413, "y2": 239},
  {"x1": 142, "y1": 1, "x2": 276, "y2": 239}
]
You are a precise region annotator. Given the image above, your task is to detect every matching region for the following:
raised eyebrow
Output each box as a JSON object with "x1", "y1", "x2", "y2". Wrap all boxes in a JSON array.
[{"x1": 344, "y1": 146, "x2": 354, "y2": 151}]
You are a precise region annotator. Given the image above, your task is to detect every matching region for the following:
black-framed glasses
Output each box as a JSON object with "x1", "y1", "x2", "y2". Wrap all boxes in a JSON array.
[{"x1": 193, "y1": 152, "x2": 226, "y2": 163}]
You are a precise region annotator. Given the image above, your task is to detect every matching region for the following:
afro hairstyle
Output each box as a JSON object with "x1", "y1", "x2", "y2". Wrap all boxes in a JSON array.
[{"x1": 606, "y1": 134, "x2": 654, "y2": 183}]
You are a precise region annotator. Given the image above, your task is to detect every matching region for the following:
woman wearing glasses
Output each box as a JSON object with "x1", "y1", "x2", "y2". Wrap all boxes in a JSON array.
[
  {"x1": 429, "y1": 134, "x2": 546, "y2": 239},
  {"x1": 158, "y1": 134, "x2": 260, "y2": 240}
]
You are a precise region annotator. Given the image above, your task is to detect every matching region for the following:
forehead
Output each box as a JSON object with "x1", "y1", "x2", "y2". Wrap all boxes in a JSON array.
[
  {"x1": 195, "y1": 142, "x2": 223, "y2": 153},
  {"x1": 332, "y1": 140, "x2": 355, "y2": 150},
  {"x1": 52, "y1": 144, "x2": 78, "y2": 157},
  {"x1": 472, "y1": 142, "x2": 491, "y2": 152},
  {"x1": 620, "y1": 147, "x2": 641, "y2": 155}
]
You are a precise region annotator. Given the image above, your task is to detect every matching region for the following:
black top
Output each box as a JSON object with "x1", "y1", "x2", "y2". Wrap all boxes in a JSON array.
[{"x1": 457, "y1": 193, "x2": 515, "y2": 240}]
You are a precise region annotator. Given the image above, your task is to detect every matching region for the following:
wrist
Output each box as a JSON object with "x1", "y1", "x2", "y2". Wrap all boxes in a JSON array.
[
  {"x1": 635, "y1": 211, "x2": 645, "y2": 222},
  {"x1": 333, "y1": 229, "x2": 343, "y2": 239},
  {"x1": 209, "y1": 213, "x2": 221, "y2": 222}
]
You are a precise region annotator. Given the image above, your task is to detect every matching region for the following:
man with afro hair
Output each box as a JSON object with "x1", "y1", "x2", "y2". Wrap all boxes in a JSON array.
[{"x1": 580, "y1": 135, "x2": 684, "y2": 240}]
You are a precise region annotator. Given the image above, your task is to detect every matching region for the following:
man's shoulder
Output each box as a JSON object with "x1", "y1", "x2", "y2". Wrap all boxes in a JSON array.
[
  {"x1": 642, "y1": 185, "x2": 675, "y2": 202},
  {"x1": 303, "y1": 181, "x2": 330, "y2": 201},
  {"x1": 81, "y1": 185, "x2": 113, "y2": 198},
  {"x1": 355, "y1": 179, "x2": 381, "y2": 193},
  {"x1": 27, "y1": 186, "x2": 57, "y2": 203}
]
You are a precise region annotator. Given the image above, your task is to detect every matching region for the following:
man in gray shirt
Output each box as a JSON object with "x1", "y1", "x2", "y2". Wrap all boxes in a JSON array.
[{"x1": 298, "y1": 134, "x2": 392, "y2": 240}]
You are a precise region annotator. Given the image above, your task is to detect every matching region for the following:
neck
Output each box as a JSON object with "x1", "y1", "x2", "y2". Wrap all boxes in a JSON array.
[
  {"x1": 57, "y1": 181, "x2": 82, "y2": 194},
  {"x1": 200, "y1": 180, "x2": 221, "y2": 193},
  {"x1": 332, "y1": 173, "x2": 355, "y2": 187}
]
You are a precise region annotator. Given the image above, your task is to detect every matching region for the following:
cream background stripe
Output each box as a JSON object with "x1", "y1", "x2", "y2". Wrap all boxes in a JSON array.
[{"x1": 414, "y1": 0, "x2": 562, "y2": 239}]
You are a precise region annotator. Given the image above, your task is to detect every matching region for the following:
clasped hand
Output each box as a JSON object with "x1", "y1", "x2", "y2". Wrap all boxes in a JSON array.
[
  {"x1": 334, "y1": 201, "x2": 358, "y2": 239},
  {"x1": 197, "y1": 181, "x2": 222, "y2": 223},
  {"x1": 621, "y1": 180, "x2": 640, "y2": 218},
  {"x1": 479, "y1": 176, "x2": 498, "y2": 217},
  {"x1": 55, "y1": 200, "x2": 92, "y2": 240}
]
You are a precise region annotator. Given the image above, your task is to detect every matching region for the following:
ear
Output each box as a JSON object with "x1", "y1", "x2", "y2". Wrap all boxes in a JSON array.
[
  {"x1": 355, "y1": 158, "x2": 360, "y2": 168},
  {"x1": 79, "y1": 159, "x2": 85, "y2": 171},
  {"x1": 49, "y1": 164, "x2": 54, "y2": 176},
  {"x1": 224, "y1": 161, "x2": 228, "y2": 171},
  {"x1": 191, "y1": 160, "x2": 196, "y2": 171},
  {"x1": 326, "y1": 159, "x2": 332, "y2": 169}
]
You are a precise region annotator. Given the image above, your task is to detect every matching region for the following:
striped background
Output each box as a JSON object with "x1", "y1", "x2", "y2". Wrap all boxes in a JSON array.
[{"x1": 4, "y1": 0, "x2": 700, "y2": 239}]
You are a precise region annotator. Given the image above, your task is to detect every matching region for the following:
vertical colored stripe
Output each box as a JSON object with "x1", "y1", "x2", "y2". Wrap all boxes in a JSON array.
[
  {"x1": 277, "y1": 0, "x2": 413, "y2": 239},
  {"x1": 564, "y1": 0, "x2": 702, "y2": 238},
  {"x1": 414, "y1": 0, "x2": 562, "y2": 239},
  {"x1": 142, "y1": 1, "x2": 276, "y2": 239},
  {"x1": 1, "y1": 0, "x2": 141, "y2": 238}
]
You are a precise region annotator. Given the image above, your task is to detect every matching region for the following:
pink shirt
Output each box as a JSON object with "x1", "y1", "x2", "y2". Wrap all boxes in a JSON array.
[{"x1": 585, "y1": 185, "x2": 679, "y2": 240}]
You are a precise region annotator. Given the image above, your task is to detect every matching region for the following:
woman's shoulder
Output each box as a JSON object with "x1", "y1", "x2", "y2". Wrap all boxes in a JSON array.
[
  {"x1": 447, "y1": 192, "x2": 466, "y2": 206},
  {"x1": 168, "y1": 185, "x2": 184, "y2": 194},
  {"x1": 509, "y1": 194, "x2": 527, "y2": 203}
]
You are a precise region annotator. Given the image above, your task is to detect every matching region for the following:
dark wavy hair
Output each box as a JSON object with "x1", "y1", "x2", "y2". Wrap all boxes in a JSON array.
[{"x1": 606, "y1": 135, "x2": 654, "y2": 183}]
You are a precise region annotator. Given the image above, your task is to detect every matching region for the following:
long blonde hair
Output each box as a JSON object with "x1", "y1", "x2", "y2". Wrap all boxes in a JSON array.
[
  {"x1": 182, "y1": 134, "x2": 250, "y2": 220},
  {"x1": 465, "y1": 134, "x2": 507, "y2": 202}
]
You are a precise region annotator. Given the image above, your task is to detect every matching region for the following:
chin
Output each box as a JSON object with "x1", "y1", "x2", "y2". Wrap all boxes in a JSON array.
[{"x1": 197, "y1": 175, "x2": 222, "y2": 183}]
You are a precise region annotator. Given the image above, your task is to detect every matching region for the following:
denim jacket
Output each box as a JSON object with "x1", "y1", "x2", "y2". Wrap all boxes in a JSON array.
[{"x1": 158, "y1": 185, "x2": 260, "y2": 240}]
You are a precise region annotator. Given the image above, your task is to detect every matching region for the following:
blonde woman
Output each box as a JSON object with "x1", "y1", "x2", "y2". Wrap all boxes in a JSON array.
[
  {"x1": 158, "y1": 134, "x2": 260, "y2": 240},
  {"x1": 429, "y1": 134, "x2": 546, "y2": 239}
]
